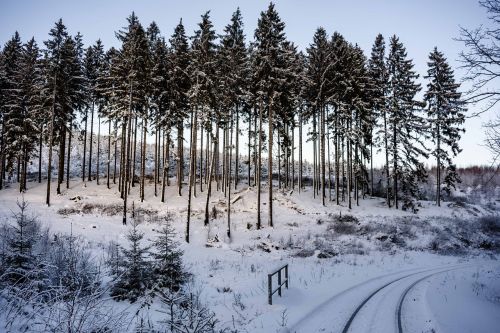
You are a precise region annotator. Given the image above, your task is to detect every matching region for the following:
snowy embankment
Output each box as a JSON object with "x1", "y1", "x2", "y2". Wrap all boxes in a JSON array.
[{"x1": 0, "y1": 180, "x2": 498, "y2": 332}]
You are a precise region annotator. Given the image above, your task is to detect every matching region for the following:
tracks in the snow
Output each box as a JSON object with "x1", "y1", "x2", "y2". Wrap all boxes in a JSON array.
[{"x1": 341, "y1": 265, "x2": 468, "y2": 333}]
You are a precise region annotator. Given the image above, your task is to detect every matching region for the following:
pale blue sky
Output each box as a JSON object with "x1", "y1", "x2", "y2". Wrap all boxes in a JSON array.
[{"x1": 0, "y1": 0, "x2": 494, "y2": 166}]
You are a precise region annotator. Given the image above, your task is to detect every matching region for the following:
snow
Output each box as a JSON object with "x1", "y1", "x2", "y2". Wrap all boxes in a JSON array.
[{"x1": 0, "y1": 179, "x2": 498, "y2": 332}]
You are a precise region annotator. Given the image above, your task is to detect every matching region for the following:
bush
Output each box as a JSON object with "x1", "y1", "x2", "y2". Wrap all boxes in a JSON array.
[{"x1": 479, "y1": 215, "x2": 500, "y2": 234}]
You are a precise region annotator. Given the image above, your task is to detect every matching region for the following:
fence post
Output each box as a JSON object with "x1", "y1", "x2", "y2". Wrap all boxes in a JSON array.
[
  {"x1": 285, "y1": 264, "x2": 289, "y2": 289},
  {"x1": 268, "y1": 274, "x2": 272, "y2": 305},
  {"x1": 278, "y1": 270, "x2": 282, "y2": 297}
]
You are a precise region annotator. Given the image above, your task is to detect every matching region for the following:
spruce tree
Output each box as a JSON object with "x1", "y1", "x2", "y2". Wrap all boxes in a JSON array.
[
  {"x1": 114, "y1": 13, "x2": 150, "y2": 224},
  {"x1": 253, "y1": 2, "x2": 287, "y2": 227},
  {"x1": 2, "y1": 198, "x2": 41, "y2": 286},
  {"x1": 0, "y1": 49, "x2": 6, "y2": 189},
  {"x1": 187, "y1": 11, "x2": 216, "y2": 242},
  {"x1": 43, "y1": 20, "x2": 84, "y2": 204},
  {"x1": 424, "y1": 48, "x2": 466, "y2": 206},
  {"x1": 151, "y1": 217, "x2": 187, "y2": 292},
  {"x1": 368, "y1": 34, "x2": 390, "y2": 204},
  {"x1": 387, "y1": 35, "x2": 428, "y2": 212},
  {"x1": 306, "y1": 27, "x2": 330, "y2": 205},
  {"x1": 169, "y1": 19, "x2": 191, "y2": 198},
  {"x1": 110, "y1": 220, "x2": 150, "y2": 303},
  {"x1": 2, "y1": 32, "x2": 24, "y2": 186},
  {"x1": 18, "y1": 38, "x2": 44, "y2": 192},
  {"x1": 220, "y1": 8, "x2": 248, "y2": 191}
]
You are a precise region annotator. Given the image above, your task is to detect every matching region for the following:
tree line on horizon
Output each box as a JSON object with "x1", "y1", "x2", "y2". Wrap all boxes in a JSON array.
[{"x1": 0, "y1": 3, "x2": 466, "y2": 241}]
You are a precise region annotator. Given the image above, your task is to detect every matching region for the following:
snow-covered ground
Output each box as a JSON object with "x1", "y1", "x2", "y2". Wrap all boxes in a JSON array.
[{"x1": 0, "y1": 179, "x2": 498, "y2": 332}]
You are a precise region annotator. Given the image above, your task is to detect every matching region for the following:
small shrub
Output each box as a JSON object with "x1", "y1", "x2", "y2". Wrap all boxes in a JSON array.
[
  {"x1": 293, "y1": 249, "x2": 315, "y2": 258},
  {"x1": 101, "y1": 204, "x2": 122, "y2": 216},
  {"x1": 331, "y1": 222, "x2": 356, "y2": 235},
  {"x1": 57, "y1": 207, "x2": 80, "y2": 215},
  {"x1": 479, "y1": 215, "x2": 500, "y2": 234},
  {"x1": 217, "y1": 286, "x2": 232, "y2": 293}
]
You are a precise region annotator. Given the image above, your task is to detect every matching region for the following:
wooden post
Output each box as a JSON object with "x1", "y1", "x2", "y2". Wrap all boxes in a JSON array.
[
  {"x1": 285, "y1": 264, "x2": 289, "y2": 289},
  {"x1": 278, "y1": 271, "x2": 282, "y2": 297},
  {"x1": 268, "y1": 274, "x2": 273, "y2": 305}
]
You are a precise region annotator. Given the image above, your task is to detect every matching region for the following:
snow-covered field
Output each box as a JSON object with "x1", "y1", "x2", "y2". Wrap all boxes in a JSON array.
[{"x1": 0, "y1": 179, "x2": 499, "y2": 332}]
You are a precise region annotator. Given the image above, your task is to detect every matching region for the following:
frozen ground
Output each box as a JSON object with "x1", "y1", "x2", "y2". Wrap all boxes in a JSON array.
[{"x1": 0, "y1": 179, "x2": 498, "y2": 332}]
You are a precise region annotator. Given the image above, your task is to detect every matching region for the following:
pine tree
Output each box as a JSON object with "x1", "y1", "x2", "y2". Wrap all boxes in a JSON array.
[
  {"x1": 110, "y1": 220, "x2": 150, "y2": 303},
  {"x1": 306, "y1": 27, "x2": 330, "y2": 206},
  {"x1": 220, "y1": 8, "x2": 248, "y2": 191},
  {"x1": 151, "y1": 216, "x2": 187, "y2": 292},
  {"x1": 277, "y1": 41, "x2": 300, "y2": 192},
  {"x1": 387, "y1": 35, "x2": 428, "y2": 212},
  {"x1": 1, "y1": 198, "x2": 41, "y2": 286},
  {"x1": 113, "y1": 13, "x2": 150, "y2": 224},
  {"x1": 149, "y1": 35, "x2": 171, "y2": 202},
  {"x1": 424, "y1": 48, "x2": 466, "y2": 206},
  {"x1": 18, "y1": 38, "x2": 44, "y2": 192},
  {"x1": 147, "y1": 22, "x2": 163, "y2": 199},
  {"x1": 42, "y1": 20, "x2": 84, "y2": 204},
  {"x1": 187, "y1": 11, "x2": 216, "y2": 242},
  {"x1": 55, "y1": 34, "x2": 84, "y2": 195},
  {"x1": 219, "y1": 8, "x2": 249, "y2": 237},
  {"x1": 368, "y1": 34, "x2": 390, "y2": 205},
  {"x1": 0, "y1": 49, "x2": 6, "y2": 189},
  {"x1": 169, "y1": 19, "x2": 191, "y2": 198},
  {"x1": 253, "y1": 2, "x2": 287, "y2": 228},
  {"x1": 43, "y1": 20, "x2": 68, "y2": 206},
  {"x1": 327, "y1": 32, "x2": 350, "y2": 205},
  {"x1": 1, "y1": 32, "x2": 25, "y2": 187}
]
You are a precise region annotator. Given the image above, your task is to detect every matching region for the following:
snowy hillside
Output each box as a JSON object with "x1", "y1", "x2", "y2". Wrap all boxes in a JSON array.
[{"x1": 0, "y1": 180, "x2": 498, "y2": 332}]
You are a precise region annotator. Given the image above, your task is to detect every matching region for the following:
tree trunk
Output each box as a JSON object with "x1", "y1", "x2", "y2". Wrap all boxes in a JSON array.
[
  {"x1": 268, "y1": 97, "x2": 273, "y2": 228},
  {"x1": 370, "y1": 133, "x2": 374, "y2": 196},
  {"x1": 113, "y1": 121, "x2": 118, "y2": 185},
  {"x1": 177, "y1": 122, "x2": 183, "y2": 196},
  {"x1": 0, "y1": 120, "x2": 4, "y2": 190},
  {"x1": 56, "y1": 126, "x2": 66, "y2": 195},
  {"x1": 292, "y1": 124, "x2": 295, "y2": 190},
  {"x1": 38, "y1": 125, "x2": 43, "y2": 183},
  {"x1": 222, "y1": 123, "x2": 227, "y2": 196},
  {"x1": 248, "y1": 108, "x2": 252, "y2": 186},
  {"x1": 235, "y1": 104, "x2": 239, "y2": 190},
  {"x1": 347, "y1": 120, "x2": 352, "y2": 209},
  {"x1": 140, "y1": 114, "x2": 147, "y2": 202},
  {"x1": 46, "y1": 77, "x2": 57, "y2": 206},
  {"x1": 154, "y1": 126, "x2": 158, "y2": 197},
  {"x1": 200, "y1": 124, "x2": 203, "y2": 193},
  {"x1": 320, "y1": 104, "x2": 326, "y2": 206},
  {"x1": 88, "y1": 102, "x2": 94, "y2": 182},
  {"x1": 257, "y1": 100, "x2": 263, "y2": 230},
  {"x1": 393, "y1": 120, "x2": 398, "y2": 209},
  {"x1": 335, "y1": 107, "x2": 339, "y2": 205},
  {"x1": 436, "y1": 124, "x2": 441, "y2": 207},
  {"x1": 119, "y1": 123, "x2": 126, "y2": 196},
  {"x1": 313, "y1": 114, "x2": 317, "y2": 199},
  {"x1": 97, "y1": 114, "x2": 101, "y2": 185},
  {"x1": 186, "y1": 109, "x2": 197, "y2": 243},
  {"x1": 82, "y1": 109, "x2": 87, "y2": 182},
  {"x1": 278, "y1": 130, "x2": 281, "y2": 190},
  {"x1": 383, "y1": 109, "x2": 391, "y2": 208},
  {"x1": 123, "y1": 80, "x2": 133, "y2": 225},
  {"x1": 132, "y1": 116, "x2": 138, "y2": 188},
  {"x1": 123, "y1": 113, "x2": 132, "y2": 225},
  {"x1": 204, "y1": 126, "x2": 218, "y2": 226},
  {"x1": 66, "y1": 120, "x2": 72, "y2": 189},
  {"x1": 107, "y1": 120, "x2": 111, "y2": 189},
  {"x1": 161, "y1": 130, "x2": 170, "y2": 203},
  {"x1": 299, "y1": 112, "x2": 303, "y2": 193},
  {"x1": 327, "y1": 114, "x2": 332, "y2": 202},
  {"x1": 227, "y1": 113, "x2": 232, "y2": 239}
]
